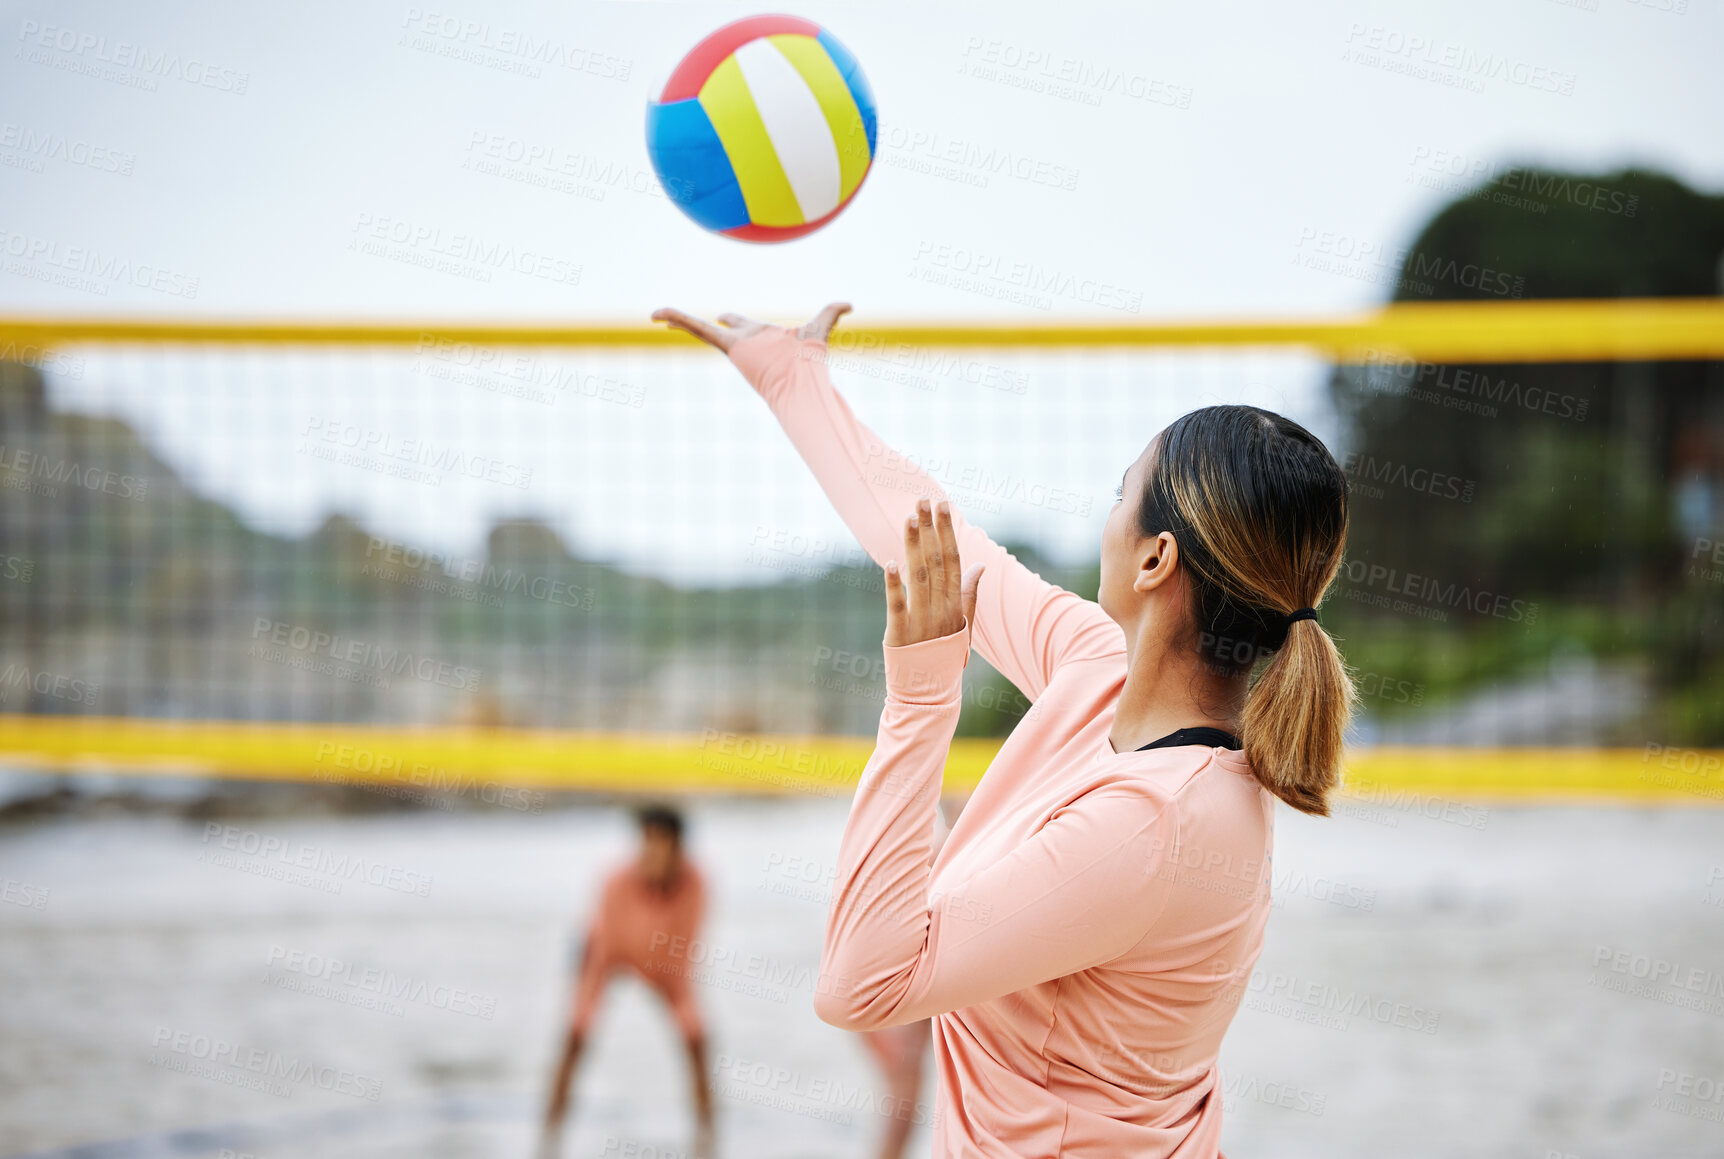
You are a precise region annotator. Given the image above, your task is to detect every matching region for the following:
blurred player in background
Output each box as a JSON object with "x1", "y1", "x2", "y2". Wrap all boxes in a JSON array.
[
  {"x1": 856, "y1": 1023, "x2": 929, "y2": 1159},
  {"x1": 539, "y1": 804, "x2": 715, "y2": 1159}
]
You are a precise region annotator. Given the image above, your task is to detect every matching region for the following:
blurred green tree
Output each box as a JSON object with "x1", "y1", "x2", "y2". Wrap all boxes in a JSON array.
[{"x1": 1328, "y1": 167, "x2": 1724, "y2": 741}]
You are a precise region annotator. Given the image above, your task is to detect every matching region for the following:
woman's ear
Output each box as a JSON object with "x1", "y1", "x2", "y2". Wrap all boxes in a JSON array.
[{"x1": 1133, "y1": 531, "x2": 1180, "y2": 595}]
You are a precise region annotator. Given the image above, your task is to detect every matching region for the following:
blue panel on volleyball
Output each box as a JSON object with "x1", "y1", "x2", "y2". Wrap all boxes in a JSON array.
[
  {"x1": 817, "y1": 28, "x2": 877, "y2": 158},
  {"x1": 645, "y1": 98, "x2": 752, "y2": 233}
]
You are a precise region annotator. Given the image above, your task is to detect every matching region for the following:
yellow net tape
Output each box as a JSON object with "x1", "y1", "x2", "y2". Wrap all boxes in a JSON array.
[
  {"x1": 0, "y1": 718, "x2": 1719, "y2": 805},
  {"x1": 3, "y1": 297, "x2": 1722, "y2": 361}
]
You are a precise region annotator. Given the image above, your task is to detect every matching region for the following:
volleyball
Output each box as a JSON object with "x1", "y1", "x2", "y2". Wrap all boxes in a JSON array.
[{"x1": 645, "y1": 15, "x2": 877, "y2": 243}]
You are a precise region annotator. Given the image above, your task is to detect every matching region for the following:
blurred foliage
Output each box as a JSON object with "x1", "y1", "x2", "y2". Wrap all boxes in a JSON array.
[
  {"x1": 954, "y1": 547, "x2": 1089, "y2": 738},
  {"x1": 1328, "y1": 167, "x2": 1724, "y2": 742}
]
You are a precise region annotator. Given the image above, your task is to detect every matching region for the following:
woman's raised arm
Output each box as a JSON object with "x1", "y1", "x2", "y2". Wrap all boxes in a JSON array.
[{"x1": 652, "y1": 304, "x2": 1124, "y2": 700}]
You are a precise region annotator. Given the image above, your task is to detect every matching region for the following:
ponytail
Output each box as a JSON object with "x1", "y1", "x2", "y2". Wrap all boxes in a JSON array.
[
  {"x1": 1136, "y1": 406, "x2": 1354, "y2": 816},
  {"x1": 1240, "y1": 613, "x2": 1354, "y2": 816}
]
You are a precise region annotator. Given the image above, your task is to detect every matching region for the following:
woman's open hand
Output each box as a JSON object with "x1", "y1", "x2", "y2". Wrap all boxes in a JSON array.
[
  {"x1": 886, "y1": 499, "x2": 984, "y2": 648},
  {"x1": 650, "y1": 301, "x2": 853, "y2": 354}
]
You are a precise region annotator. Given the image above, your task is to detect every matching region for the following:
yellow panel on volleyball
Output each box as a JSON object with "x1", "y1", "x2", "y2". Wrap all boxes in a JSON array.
[
  {"x1": 698, "y1": 53, "x2": 804, "y2": 227},
  {"x1": 767, "y1": 33, "x2": 871, "y2": 201}
]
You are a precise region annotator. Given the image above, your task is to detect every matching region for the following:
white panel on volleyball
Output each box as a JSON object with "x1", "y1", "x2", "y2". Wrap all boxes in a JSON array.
[{"x1": 732, "y1": 36, "x2": 843, "y2": 222}]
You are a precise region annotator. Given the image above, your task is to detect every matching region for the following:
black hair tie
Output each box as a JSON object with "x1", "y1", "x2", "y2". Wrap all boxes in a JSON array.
[{"x1": 1285, "y1": 607, "x2": 1319, "y2": 626}]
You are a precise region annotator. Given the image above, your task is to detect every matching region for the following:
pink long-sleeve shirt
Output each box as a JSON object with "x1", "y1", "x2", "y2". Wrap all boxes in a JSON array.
[{"x1": 728, "y1": 328, "x2": 1276, "y2": 1158}]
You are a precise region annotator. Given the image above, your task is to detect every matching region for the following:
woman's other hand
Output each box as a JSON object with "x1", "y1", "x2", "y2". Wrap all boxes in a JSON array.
[{"x1": 885, "y1": 498, "x2": 983, "y2": 648}]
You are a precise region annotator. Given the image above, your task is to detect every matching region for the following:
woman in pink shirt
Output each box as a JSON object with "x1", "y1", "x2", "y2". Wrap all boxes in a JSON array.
[{"x1": 654, "y1": 302, "x2": 1353, "y2": 1158}]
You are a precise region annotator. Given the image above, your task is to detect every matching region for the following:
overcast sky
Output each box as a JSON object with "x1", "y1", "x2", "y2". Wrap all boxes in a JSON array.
[{"x1": 6, "y1": 0, "x2": 1720, "y2": 583}]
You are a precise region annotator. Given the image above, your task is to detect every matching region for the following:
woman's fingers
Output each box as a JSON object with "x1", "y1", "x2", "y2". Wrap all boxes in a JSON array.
[
  {"x1": 918, "y1": 499, "x2": 947, "y2": 624},
  {"x1": 903, "y1": 512, "x2": 928, "y2": 640},
  {"x1": 650, "y1": 308, "x2": 735, "y2": 353},
  {"x1": 910, "y1": 510, "x2": 924, "y2": 638},
  {"x1": 882, "y1": 559, "x2": 908, "y2": 648},
  {"x1": 797, "y1": 301, "x2": 853, "y2": 344},
  {"x1": 654, "y1": 303, "x2": 848, "y2": 353},
  {"x1": 934, "y1": 501, "x2": 962, "y2": 610},
  {"x1": 716, "y1": 312, "x2": 768, "y2": 334}
]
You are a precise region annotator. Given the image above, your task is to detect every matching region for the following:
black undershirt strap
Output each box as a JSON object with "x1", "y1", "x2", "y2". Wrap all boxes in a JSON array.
[{"x1": 1135, "y1": 726, "x2": 1242, "y2": 752}]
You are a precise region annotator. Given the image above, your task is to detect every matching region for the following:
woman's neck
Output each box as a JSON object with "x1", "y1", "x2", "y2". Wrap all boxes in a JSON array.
[{"x1": 1107, "y1": 631, "x2": 1245, "y2": 754}]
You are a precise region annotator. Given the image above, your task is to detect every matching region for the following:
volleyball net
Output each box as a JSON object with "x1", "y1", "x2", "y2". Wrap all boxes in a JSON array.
[{"x1": 1, "y1": 299, "x2": 1721, "y2": 804}]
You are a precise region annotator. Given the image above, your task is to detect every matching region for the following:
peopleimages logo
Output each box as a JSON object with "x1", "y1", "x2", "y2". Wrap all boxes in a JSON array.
[
  {"x1": 0, "y1": 229, "x2": 199, "y2": 298},
  {"x1": 911, "y1": 241, "x2": 1144, "y2": 314},
  {"x1": 300, "y1": 415, "x2": 534, "y2": 489},
  {"x1": 149, "y1": 1026, "x2": 381, "y2": 1100},
  {"x1": 1690, "y1": 537, "x2": 1724, "y2": 584},
  {"x1": 1337, "y1": 560, "x2": 1539, "y2": 624},
  {"x1": 15, "y1": 20, "x2": 252, "y2": 93},
  {"x1": 0, "y1": 663, "x2": 99, "y2": 707},
  {"x1": 264, "y1": 945, "x2": 497, "y2": 1019},
  {"x1": 860, "y1": 438, "x2": 1094, "y2": 518},
  {"x1": 1237, "y1": 968, "x2": 1442, "y2": 1034},
  {"x1": 349, "y1": 213, "x2": 582, "y2": 288},
  {"x1": 398, "y1": 8, "x2": 632, "y2": 80},
  {"x1": 1342, "y1": 452, "x2": 1475, "y2": 503},
  {"x1": 0, "y1": 122, "x2": 136, "y2": 174},
  {"x1": 1292, "y1": 230, "x2": 1525, "y2": 297},
  {"x1": 0, "y1": 443, "x2": 149, "y2": 500},
  {"x1": 250, "y1": 618, "x2": 482, "y2": 691},
  {"x1": 362, "y1": 536, "x2": 596, "y2": 611},
  {"x1": 1340, "y1": 24, "x2": 1578, "y2": 95},
  {"x1": 1354, "y1": 351, "x2": 1590, "y2": 423},
  {"x1": 198, "y1": 823, "x2": 434, "y2": 897}
]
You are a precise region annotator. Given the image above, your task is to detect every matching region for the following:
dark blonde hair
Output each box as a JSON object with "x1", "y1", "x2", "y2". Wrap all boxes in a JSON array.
[{"x1": 1136, "y1": 406, "x2": 1353, "y2": 816}]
